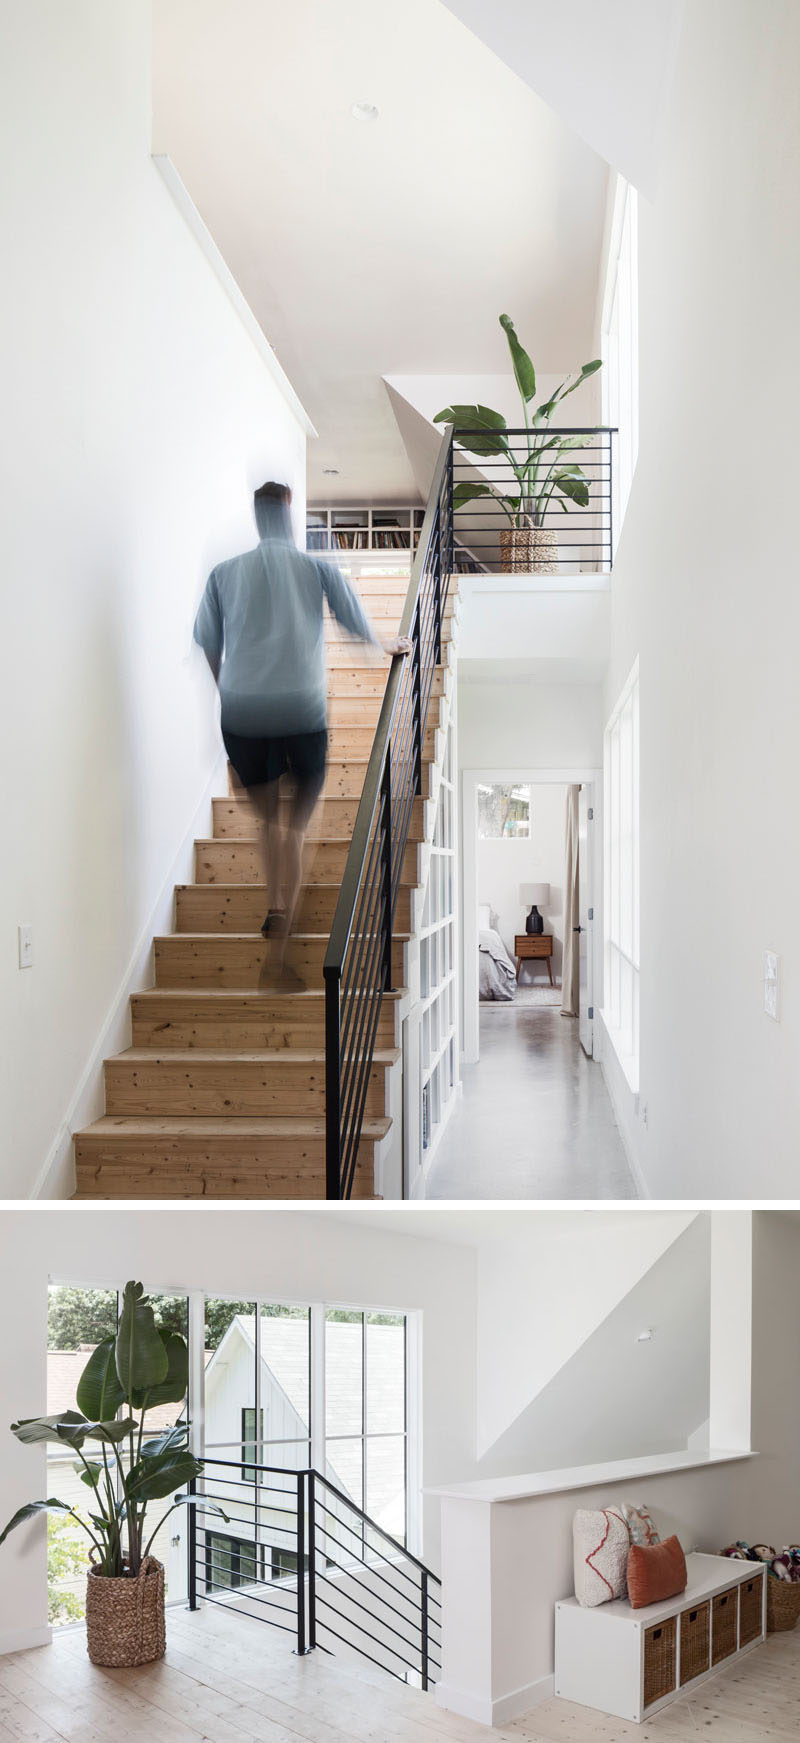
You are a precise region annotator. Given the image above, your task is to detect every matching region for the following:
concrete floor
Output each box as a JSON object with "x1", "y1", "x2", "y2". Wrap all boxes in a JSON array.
[{"x1": 424, "y1": 1001, "x2": 636, "y2": 1199}]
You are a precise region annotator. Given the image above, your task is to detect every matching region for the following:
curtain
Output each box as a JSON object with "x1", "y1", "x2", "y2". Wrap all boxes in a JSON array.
[{"x1": 561, "y1": 785, "x2": 580, "y2": 1017}]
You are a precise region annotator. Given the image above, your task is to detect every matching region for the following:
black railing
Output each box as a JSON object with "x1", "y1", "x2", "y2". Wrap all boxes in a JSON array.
[
  {"x1": 187, "y1": 1457, "x2": 442, "y2": 1690},
  {"x1": 451, "y1": 425, "x2": 615, "y2": 573},
  {"x1": 323, "y1": 428, "x2": 454, "y2": 1199}
]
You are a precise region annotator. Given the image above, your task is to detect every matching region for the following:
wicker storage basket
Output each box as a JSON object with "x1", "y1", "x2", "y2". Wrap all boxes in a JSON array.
[
  {"x1": 712, "y1": 1587, "x2": 738, "y2": 1664},
  {"x1": 643, "y1": 1616, "x2": 676, "y2": 1709},
  {"x1": 680, "y1": 1601, "x2": 710, "y2": 1685},
  {"x1": 739, "y1": 1572, "x2": 764, "y2": 1644},
  {"x1": 85, "y1": 1556, "x2": 166, "y2": 1667},
  {"x1": 767, "y1": 1578, "x2": 800, "y2": 1633},
  {"x1": 500, "y1": 525, "x2": 558, "y2": 574}
]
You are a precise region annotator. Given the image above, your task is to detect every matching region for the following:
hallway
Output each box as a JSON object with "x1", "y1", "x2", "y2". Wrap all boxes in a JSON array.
[{"x1": 425, "y1": 1002, "x2": 636, "y2": 1199}]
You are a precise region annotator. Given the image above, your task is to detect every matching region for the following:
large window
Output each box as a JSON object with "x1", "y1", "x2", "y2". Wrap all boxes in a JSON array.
[
  {"x1": 324, "y1": 1311, "x2": 407, "y2": 1542},
  {"x1": 603, "y1": 661, "x2": 640, "y2": 1089},
  {"x1": 477, "y1": 782, "x2": 531, "y2": 839},
  {"x1": 602, "y1": 176, "x2": 639, "y2": 549}
]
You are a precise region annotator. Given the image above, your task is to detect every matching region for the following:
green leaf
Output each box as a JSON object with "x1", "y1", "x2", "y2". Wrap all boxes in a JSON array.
[
  {"x1": 452, "y1": 481, "x2": 493, "y2": 510},
  {"x1": 126, "y1": 1450, "x2": 203, "y2": 1503},
  {"x1": 499, "y1": 313, "x2": 536, "y2": 403},
  {"x1": 0, "y1": 1500, "x2": 76, "y2": 1549},
  {"x1": 140, "y1": 1425, "x2": 190, "y2": 1461},
  {"x1": 76, "y1": 1337, "x2": 125, "y2": 1423},
  {"x1": 116, "y1": 1283, "x2": 168, "y2": 1398},
  {"x1": 11, "y1": 1412, "x2": 135, "y2": 1450},
  {"x1": 533, "y1": 360, "x2": 602, "y2": 427},
  {"x1": 433, "y1": 405, "x2": 509, "y2": 458},
  {"x1": 131, "y1": 1333, "x2": 188, "y2": 1412},
  {"x1": 75, "y1": 1461, "x2": 103, "y2": 1490},
  {"x1": 553, "y1": 469, "x2": 590, "y2": 508}
]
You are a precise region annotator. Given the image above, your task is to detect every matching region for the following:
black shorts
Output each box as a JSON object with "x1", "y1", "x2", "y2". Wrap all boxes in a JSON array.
[{"x1": 222, "y1": 728, "x2": 328, "y2": 826}]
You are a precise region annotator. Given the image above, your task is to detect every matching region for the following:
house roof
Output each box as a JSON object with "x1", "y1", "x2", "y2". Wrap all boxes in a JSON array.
[
  {"x1": 214, "y1": 1315, "x2": 405, "y2": 1437},
  {"x1": 46, "y1": 1350, "x2": 186, "y2": 1433}
]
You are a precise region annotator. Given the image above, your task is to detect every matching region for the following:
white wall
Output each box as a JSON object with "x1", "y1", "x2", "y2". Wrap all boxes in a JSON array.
[
  {"x1": 0, "y1": 1207, "x2": 478, "y2": 1652},
  {"x1": 478, "y1": 784, "x2": 567, "y2": 978},
  {"x1": 459, "y1": 677, "x2": 603, "y2": 769},
  {"x1": 0, "y1": 0, "x2": 308, "y2": 1197},
  {"x1": 474, "y1": 1210, "x2": 696, "y2": 1457},
  {"x1": 601, "y1": 0, "x2": 800, "y2": 1194}
]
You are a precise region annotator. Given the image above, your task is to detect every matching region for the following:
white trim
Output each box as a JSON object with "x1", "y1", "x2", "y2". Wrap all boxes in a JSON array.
[
  {"x1": 0, "y1": 1626, "x2": 52, "y2": 1657},
  {"x1": 152, "y1": 156, "x2": 316, "y2": 438},
  {"x1": 428, "y1": 1446, "x2": 757, "y2": 1506},
  {"x1": 33, "y1": 751, "x2": 229, "y2": 1199},
  {"x1": 436, "y1": 1675, "x2": 554, "y2": 1727},
  {"x1": 597, "y1": 1015, "x2": 648, "y2": 1198},
  {"x1": 461, "y1": 766, "x2": 602, "y2": 1066}
]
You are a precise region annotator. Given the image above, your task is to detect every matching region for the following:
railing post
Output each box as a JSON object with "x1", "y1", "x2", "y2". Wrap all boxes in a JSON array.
[
  {"x1": 295, "y1": 1471, "x2": 306, "y2": 1656},
  {"x1": 307, "y1": 1470, "x2": 316, "y2": 1651},
  {"x1": 433, "y1": 506, "x2": 442, "y2": 666},
  {"x1": 446, "y1": 433, "x2": 454, "y2": 579},
  {"x1": 324, "y1": 968, "x2": 342, "y2": 1200},
  {"x1": 412, "y1": 598, "x2": 422, "y2": 796},
  {"x1": 187, "y1": 1477, "x2": 197, "y2": 1610},
  {"x1": 381, "y1": 752, "x2": 393, "y2": 992},
  {"x1": 421, "y1": 1569, "x2": 429, "y2": 1692}
]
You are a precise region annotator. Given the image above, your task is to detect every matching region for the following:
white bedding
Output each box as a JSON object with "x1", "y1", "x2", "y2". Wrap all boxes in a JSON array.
[{"x1": 479, "y1": 927, "x2": 517, "y2": 1001}]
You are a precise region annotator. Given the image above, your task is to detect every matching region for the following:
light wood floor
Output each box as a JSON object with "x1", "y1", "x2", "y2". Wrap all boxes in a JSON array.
[{"x1": 0, "y1": 1600, "x2": 798, "y2": 1742}]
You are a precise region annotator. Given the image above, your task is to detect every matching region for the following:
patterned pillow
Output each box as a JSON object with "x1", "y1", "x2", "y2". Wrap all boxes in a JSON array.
[
  {"x1": 622, "y1": 1503, "x2": 661, "y2": 1547},
  {"x1": 573, "y1": 1507, "x2": 630, "y2": 1608}
]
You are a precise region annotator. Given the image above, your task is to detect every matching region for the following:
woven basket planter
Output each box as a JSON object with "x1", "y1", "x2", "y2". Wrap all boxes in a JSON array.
[
  {"x1": 767, "y1": 1577, "x2": 800, "y2": 1633},
  {"x1": 500, "y1": 525, "x2": 558, "y2": 575},
  {"x1": 85, "y1": 1556, "x2": 166, "y2": 1667}
]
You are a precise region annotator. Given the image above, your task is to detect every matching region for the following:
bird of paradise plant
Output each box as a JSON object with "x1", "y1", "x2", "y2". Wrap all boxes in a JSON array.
[{"x1": 434, "y1": 313, "x2": 602, "y2": 530}]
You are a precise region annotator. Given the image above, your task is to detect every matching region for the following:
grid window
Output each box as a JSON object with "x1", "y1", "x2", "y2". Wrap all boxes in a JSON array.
[
  {"x1": 603, "y1": 661, "x2": 640, "y2": 1089},
  {"x1": 324, "y1": 1311, "x2": 407, "y2": 1545}
]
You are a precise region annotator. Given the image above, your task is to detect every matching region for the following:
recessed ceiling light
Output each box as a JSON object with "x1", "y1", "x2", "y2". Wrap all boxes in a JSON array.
[
  {"x1": 636, "y1": 1329, "x2": 654, "y2": 1343},
  {"x1": 323, "y1": 467, "x2": 340, "y2": 476},
  {"x1": 351, "y1": 101, "x2": 379, "y2": 123}
]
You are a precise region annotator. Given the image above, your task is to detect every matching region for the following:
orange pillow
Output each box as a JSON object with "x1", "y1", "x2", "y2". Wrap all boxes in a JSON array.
[{"x1": 627, "y1": 1535, "x2": 687, "y2": 1609}]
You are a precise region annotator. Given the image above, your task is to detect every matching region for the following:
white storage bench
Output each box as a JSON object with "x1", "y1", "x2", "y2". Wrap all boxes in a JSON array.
[{"x1": 555, "y1": 1552, "x2": 765, "y2": 1724}]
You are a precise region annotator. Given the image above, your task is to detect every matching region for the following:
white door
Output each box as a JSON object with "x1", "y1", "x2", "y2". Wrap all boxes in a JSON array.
[{"x1": 578, "y1": 784, "x2": 594, "y2": 1057}]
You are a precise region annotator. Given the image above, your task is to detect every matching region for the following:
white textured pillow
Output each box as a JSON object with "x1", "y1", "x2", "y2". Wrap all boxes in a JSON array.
[
  {"x1": 573, "y1": 1507, "x2": 630, "y2": 1608},
  {"x1": 478, "y1": 904, "x2": 492, "y2": 929}
]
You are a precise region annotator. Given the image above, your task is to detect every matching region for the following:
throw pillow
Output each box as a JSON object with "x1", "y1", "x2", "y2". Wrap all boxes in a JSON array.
[
  {"x1": 573, "y1": 1507, "x2": 630, "y2": 1608},
  {"x1": 627, "y1": 1535, "x2": 688, "y2": 1609},
  {"x1": 622, "y1": 1502, "x2": 661, "y2": 1547}
]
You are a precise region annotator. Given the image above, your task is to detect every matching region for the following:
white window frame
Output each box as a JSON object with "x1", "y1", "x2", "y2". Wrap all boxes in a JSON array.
[
  {"x1": 603, "y1": 660, "x2": 640, "y2": 1091},
  {"x1": 601, "y1": 176, "x2": 639, "y2": 553}
]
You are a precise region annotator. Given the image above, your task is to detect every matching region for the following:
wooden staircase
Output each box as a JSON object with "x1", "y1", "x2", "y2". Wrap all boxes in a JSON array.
[{"x1": 73, "y1": 575, "x2": 457, "y2": 1199}]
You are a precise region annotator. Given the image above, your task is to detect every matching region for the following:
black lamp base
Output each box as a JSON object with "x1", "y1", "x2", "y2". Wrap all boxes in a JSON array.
[{"x1": 525, "y1": 905, "x2": 544, "y2": 936}]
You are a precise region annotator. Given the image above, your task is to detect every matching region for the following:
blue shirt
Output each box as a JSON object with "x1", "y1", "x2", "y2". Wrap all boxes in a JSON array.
[{"x1": 194, "y1": 520, "x2": 379, "y2": 738}]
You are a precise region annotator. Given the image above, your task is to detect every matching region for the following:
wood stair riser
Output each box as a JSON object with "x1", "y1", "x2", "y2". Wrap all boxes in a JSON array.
[
  {"x1": 195, "y1": 839, "x2": 420, "y2": 886},
  {"x1": 130, "y1": 992, "x2": 399, "y2": 1051},
  {"x1": 175, "y1": 884, "x2": 411, "y2": 934},
  {"x1": 213, "y1": 794, "x2": 424, "y2": 841},
  {"x1": 154, "y1": 934, "x2": 407, "y2": 988},
  {"x1": 73, "y1": 1138, "x2": 378, "y2": 1199},
  {"x1": 104, "y1": 1057, "x2": 389, "y2": 1118},
  {"x1": 325, "y1": 665, "x2": 445, "y2": 698}
]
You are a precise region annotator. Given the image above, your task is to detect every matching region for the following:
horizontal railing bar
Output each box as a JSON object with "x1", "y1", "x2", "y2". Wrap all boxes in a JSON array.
[
  {"x1": 313, "y1": 1563, "x2": 425, "y2": 1654},
  {"x1": 201, "y1": 1457, "x2": 303, "y2": 1478},
  {"x1": 314, "y1": 1588, "x2": 424, "y2": 1676},
  {"x1": 313, "y1": 1525, "x2": 428, "y2": 1620},
  {"x1": 195, "y1": 1591, "x2": 297, "y2": 1635},
  {"x1": 314, "y1": 1487, "x2": 438, "y2": 1586},
  {"x1": 195, "y1": 1574, "x2": 300, "y2": 1616},
  {"x1": 313, "y1": 1616, "x2": 419, "y2": 1685}
]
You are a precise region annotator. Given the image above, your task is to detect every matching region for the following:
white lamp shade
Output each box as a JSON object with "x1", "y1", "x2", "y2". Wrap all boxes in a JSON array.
[{"x1": 520, "y1": 883, "x2": 550, "y2": 908}]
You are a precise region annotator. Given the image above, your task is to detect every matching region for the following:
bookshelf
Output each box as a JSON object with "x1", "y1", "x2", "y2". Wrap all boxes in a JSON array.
[{"x1": 307, "y1": 505, "x2": 425, "y2": 556}]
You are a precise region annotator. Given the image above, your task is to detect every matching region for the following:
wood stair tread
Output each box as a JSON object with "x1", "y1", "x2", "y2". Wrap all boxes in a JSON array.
[
  {"x1": 79, "y1": 1115, "x2": 392, "y2": 1137},
  {"x1": 133, "y1": 986, "x2": 408, "y2": 1003},
  {"x1": 154, "y1": 930, "x2": 412, "y2": 943},
  {"x1": 115, "y1": 1047, "x2": 401, "y2": 1065}
]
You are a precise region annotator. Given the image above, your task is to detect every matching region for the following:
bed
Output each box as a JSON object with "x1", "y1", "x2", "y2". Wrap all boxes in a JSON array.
[{"x1": 478, "y1": 905, "x2": 517, "y2": 1001}]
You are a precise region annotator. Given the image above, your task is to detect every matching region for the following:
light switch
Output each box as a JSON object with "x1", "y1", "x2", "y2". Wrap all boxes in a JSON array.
[
  {"x1": 18, "y1": 924, "x2": 34, "y2": 969},
  {"x1": 764, "y1": 950, "x2": 779, "y2": 1020}
]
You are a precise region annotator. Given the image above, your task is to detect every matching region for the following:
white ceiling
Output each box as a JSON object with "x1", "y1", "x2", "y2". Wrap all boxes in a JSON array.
[
  {"x1": 439, "y1": 0, "x2": 685, "y2": 199},
  {"x1": 152, "y1": 0, "x2": 609, "y2": 502}
]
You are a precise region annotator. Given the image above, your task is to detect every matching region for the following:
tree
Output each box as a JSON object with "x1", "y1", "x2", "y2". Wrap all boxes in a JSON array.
[
  {"x1": 47, "y1": 1513, "x2": 87, "y2": 1624},
  {"x1": 47, "y1": 1288, "x2": 117, "y2": 1351}
]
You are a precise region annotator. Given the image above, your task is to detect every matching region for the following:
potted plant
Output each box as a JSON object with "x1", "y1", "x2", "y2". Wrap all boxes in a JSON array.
[
  {"x1": 434, "y1": 314, "x2": 602, "y2": 574},
  {"x1": 0, "y1": 1281, "x2": 227, "y2": 1667}
]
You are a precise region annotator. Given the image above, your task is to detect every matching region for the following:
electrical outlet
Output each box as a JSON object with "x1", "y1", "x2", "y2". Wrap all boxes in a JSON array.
[
  {"x1": 764, "y1": 950, "x2": 780, "y2": 1020},
  {"x1": 18, "y1": 924, "x2": 33, "y2": 969}
]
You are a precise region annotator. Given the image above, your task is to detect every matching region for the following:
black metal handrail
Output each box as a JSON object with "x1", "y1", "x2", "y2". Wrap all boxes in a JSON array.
[
  {"x1": 187, "y1": 1457, "x2": 441, "y2": 1690},
  {"x1": 451, "y1": 424, "x2": 615, "y2": 573},
  {"x1": 324, "y1": 428, "x2": 454, "y2": 1198}
]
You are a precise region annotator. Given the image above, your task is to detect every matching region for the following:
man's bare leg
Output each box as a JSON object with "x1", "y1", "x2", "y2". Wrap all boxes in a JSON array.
[{"x1": 248, "y1": 780, "x2": 282, "y2": 926}]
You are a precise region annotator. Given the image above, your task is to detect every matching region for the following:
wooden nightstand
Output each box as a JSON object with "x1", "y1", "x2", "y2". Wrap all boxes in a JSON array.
[{"x1": 514, "y1": 933, "x2": 554, "y2": 986}]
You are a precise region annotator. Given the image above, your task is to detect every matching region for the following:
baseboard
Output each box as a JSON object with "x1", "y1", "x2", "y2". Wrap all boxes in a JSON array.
[
  {"x1": 0, "y1": 1625, "x2": 52, "y2": 1656},
  {"x1": 435, "y1": 1674, "x2": 554, "y2": 1727},
  {"x1": 32, "y1": 751, "x2": 228, "y2": 1198}
]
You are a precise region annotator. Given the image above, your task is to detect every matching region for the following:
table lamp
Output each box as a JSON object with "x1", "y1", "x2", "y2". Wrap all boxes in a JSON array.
[{"x1": 520, "y1": 883, "x2": 550, "y2": 936}]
